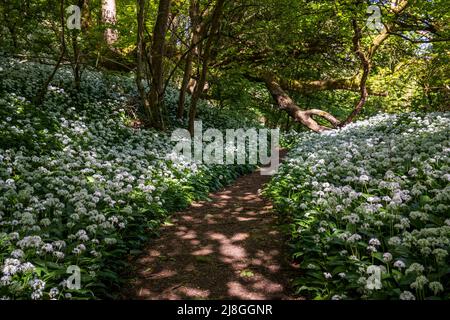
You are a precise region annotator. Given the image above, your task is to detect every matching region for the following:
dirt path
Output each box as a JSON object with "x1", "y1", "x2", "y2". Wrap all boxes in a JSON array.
[{"x1": 124, "y1": 151, "x2": 298, "y2": 300}]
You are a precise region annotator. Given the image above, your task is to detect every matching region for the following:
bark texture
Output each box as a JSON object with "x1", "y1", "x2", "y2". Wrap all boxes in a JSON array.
[
  {"x1": 177, "y1": 0, "x2": 201, "y2": 120},
  {"x1": 101, "y1": 0, "x2": 118, "y2": 46},
  {"x1": 188, "y1": 0, "x2": 225, "y2": 135},
  {"x1": 33, "y1": 0, "x2": 66, "y2": 106},
  {"x1": 136, "y1": 0, "x2": 151, "y2": 123},
  {"x1": 263, "y1": 74, "x2": 340, "y2": 133},
  {"x1": 146, "y1": 0, "x2": 172, "y2": 129}
]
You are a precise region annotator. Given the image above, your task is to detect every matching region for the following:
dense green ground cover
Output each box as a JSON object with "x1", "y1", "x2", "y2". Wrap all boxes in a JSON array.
[
  {"x1": 0, "y1": 58, "x2": 256, "y2": 299},
  {"x1": 266, "y1": 112, "x2": 450, "y2": 300}
]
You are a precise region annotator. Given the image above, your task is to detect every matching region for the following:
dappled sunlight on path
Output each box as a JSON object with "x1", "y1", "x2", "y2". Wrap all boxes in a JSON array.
[{"x1": 124, "y1": 151, "x2": 299, "y2": 300}]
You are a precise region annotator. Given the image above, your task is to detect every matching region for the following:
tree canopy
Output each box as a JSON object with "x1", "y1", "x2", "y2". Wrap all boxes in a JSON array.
[
  {"x1": 0, "y1": 0, "x2": 449, "y2": 302},
  {"x1": 1, "y1": 0, "x2": 448, "y2": 132}
]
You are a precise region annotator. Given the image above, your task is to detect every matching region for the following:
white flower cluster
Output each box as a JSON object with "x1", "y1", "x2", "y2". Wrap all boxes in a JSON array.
[
  {"x1": 0, "y1": 58, "x2": 255, "y2": 299},
  {"x1": 267, "y1": 112, "x2": 450, "y2": 300}
]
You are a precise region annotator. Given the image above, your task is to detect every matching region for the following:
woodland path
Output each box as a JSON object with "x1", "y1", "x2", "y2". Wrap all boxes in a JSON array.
[{"x1": 123, "y1": 150, "x2": 299, "y2": 300}]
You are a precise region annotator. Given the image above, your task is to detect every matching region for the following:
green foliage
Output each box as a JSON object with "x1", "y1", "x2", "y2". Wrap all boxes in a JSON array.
[
  {"x1": 0, "y1": 58, "x2": 254, "y2": 299},
  {"x1": 0, "y1": 0, "x2": 448, "y2": 301},
  {"x1": 266, "y1": 112, "x2": 450, "y2": 300}
]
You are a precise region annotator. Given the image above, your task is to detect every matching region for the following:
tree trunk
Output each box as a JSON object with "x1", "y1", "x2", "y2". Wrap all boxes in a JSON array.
[
  {"x1": 177, "y1": 0, "x2": 200, "y2": 120},
  {"x1": 146, "y1": 0, "x2": 172, "y2": 130},
  {"x1": 340, "y1": 19, "x2": 371, "y2": 126},
  {"x1": 263, "y1": 74, "x2": 340, "y2": 133},
  {"x1": 33, "y1": 0, "x2": 66, "y2": 106},
  {"x1": 71, "y1": 33, "x2": 81, "y2": 90},
  {"x1": 340, "y1": 1, "x2": 410, "y2": 125},
  {"x1": 166, "y1": 12, "x2": 180, "y2": 58},
  {"x1": 136, "y1": 0, "x2": 152, "y2": 123},
  {"x1": 188, "y1": 0, "x2": 225, "y2": 135},
  {"x1": 71, "y1": 0, "x2": 85, "y2": 91},
  {"x1": 101, "y1": 0, "x2": 118, "y2": 47}
]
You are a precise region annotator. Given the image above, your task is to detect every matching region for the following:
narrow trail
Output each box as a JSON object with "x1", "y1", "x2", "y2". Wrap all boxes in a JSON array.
[{"x1": 124, "y1": 151, "x2": 298, "y2": 300}]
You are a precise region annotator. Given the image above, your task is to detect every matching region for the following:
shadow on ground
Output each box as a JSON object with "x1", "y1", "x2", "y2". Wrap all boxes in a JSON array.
[{"x1": 123, "y1": 150, "x2": 299, "y2": 300}]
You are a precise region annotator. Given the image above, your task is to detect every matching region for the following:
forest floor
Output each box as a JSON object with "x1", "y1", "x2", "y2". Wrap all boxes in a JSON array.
[{"x1": 123, "y1": 150, "x2": 300, "y2": 300}]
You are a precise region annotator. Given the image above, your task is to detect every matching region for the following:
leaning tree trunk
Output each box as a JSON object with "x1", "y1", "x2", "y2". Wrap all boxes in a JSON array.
[
  {"x1": 264, "y1": 2, "x2": 411, "y2": 131},
  {"x1": 263, "y1": 74, "x2": 340, "y2": 133},
  {"x1": 146, "y1": 0, "x2": 172, "y2": 130}
]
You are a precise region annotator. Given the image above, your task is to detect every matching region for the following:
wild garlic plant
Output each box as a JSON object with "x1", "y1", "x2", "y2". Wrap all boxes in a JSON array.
[
  {"x1": 0, "y1": 58, "x2": 256, "y2": 299},
  {"x1": 266, "y1": 112, "x2": 450, "y2": 300}
]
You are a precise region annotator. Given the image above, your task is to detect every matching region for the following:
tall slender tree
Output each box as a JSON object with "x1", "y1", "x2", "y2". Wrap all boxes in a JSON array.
[
  {"x1": 188, "y1": 0, "x2": 225, "y2": 135},
  {"x1": 101, "y1": 0, "x2": 117, "y2": 47},
  {"x1": 177, "y1": 0, "x2": 201, "y2": 120},
  {"x1": 146, "y1": 0, "x2": 172, "y2": 129}
]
